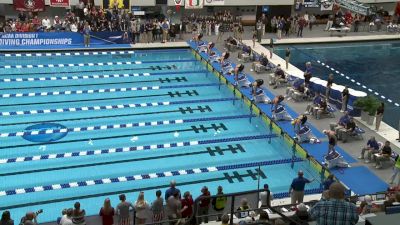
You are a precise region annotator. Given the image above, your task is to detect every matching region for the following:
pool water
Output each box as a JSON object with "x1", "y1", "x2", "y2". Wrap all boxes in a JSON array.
[
  {"x1": 275, "y1": 41, "x2": 400, "y2": 129},
  {"x1": 0, "y1": 49, "x2": 322, "y2": 222}
]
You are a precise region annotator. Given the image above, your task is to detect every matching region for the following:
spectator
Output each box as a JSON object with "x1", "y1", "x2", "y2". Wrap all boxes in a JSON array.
[
  {"x1": 99, "y1": 198, "x2": 115, "y2": 225},
  {"x1": 166, "y1": 192, "x2": 186, "y2": 225},
  {"x1": 197, "y1": 186, "x2": 211, "y2": 224},
  {"x1": 0, "y1": 211, "x2": 13, "y2": 225},
  {"x1": 310, "y1": 182, "x2": 359, "y2": 225},
  {"x1": 221, "y1": 214, "x2": 230, "y2": 225},
  {"x1": 60, "y1": 209, "x2": 73, "y2": 225},
  {"x1": 151, "y1": 190, "x2": 164, "y2": 225},
  {"x1": 309, "y1": 14, "x2": 316, "y2": 31},
  {"x1": 42, "y1": 16, "x2": 51, "y2": 30},
  {"x1": 256, "y1": 211, "x2": 272, "y2": 225},
  {"x1": 256, "y1": 20, "x2": 263, "y2": 42},
  {"x1": 236, "y1": 198, "x2": 251, "y2": 219},
  {"x1": 259, "y1": 184, "x2": 273, "y2": 208},
  {"x1": 20, "y1": 212, "x2": 38, "y2": 225},
  {"x1": 289, "y1": 170, "x2": 315, "y2": 204},
  {"x1": 359, "y1": 136, "x2": 380, "y2": 163},
  {"x1": 165, "y1": 180, "x2": 181, "y2": 200},
  {"x1": 72, "y1": 202, "x2": 85, "y2": 225},
  {"x1": 117, "y1": 194, "x2": 134, "y2": 225},
  {"x1": 297, "y1": 16, "x2": 306, "y2": 37},
  {"x1": 212, "y1": 186, "x2": 227, "y2": 221},
  {"x1": 134, "y1": 192, "x2": 150, "y2": 225},
  {"x1": 290, "y1": 203, "x2": 310, "y2": 225},
  {"x1": 374, "y1": 141, "x2": 392, "y2": 169},
  {"x1": 322, "y1": 174, "x2": 335, "y2": 191},
  {"x1": 181, "y1": 191, "x2": 194, "y2": 220}
]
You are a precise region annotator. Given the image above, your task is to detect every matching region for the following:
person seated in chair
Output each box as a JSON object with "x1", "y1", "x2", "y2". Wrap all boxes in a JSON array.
[
  {"x1": 374, "y1": 141, "x2": 392, "y2": 169},
  {"x1": 338, "y1": 117, "x2": 356, "y2": 143},
  {"x1": 226, "y1": 36, "x2": 238, "y2": 46},
  {"x1": 251, "y1": 79, "x2": 271, "y2": 103},
  {"x1": 240, "y1": 45, "x2": 251, "y2": 58},
  {"x1": 359, "y1": 136, "x2": 380, "y2": 163},
  {"x1": 271, "y1": 64, "x2": 286, "y2": 89},
  {"x1": 251, "y1": 53, "x2": 269, "y2": 72},
  {"x1": 315, "y1": 98, "x2": 328, "y2": 120},
  {"x1": 272, "y1": 104, "x2": 292, "y2": 121},
  {"x1": 330, "y1": 111, "x2": 350, "y2": 134},
  {"x1": 305, "y1": 92, "x2": 322, "y2": 115}
]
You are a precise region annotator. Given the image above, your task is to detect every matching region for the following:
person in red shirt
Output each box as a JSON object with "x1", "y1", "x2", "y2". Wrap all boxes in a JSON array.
[
  {"x1": 197, "y1": 186, "x2": 211, "y2": 224},
  {"x1": 181, "y1": 191, "x2": 194, "y2": 219},
  {"x1": 99, "y1": 198, "x2": 115, "y2": 225},
  {"x1": 297, "y1": 16, "x2": 306, "y2": 37}
]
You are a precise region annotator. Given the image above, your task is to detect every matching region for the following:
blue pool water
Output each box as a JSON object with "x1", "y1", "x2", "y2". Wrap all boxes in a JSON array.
[
  {"x1": 275, "y1": 41, "x2": 400, "y2": 129},
  {"x1": 0, "y1": 49, "x2": 322, "y2": 222}
]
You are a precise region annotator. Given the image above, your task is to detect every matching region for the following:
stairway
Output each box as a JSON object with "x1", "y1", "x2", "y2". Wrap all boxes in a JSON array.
[{"x1": 333, "y1": 0, "x2": 371, "y2": 15}]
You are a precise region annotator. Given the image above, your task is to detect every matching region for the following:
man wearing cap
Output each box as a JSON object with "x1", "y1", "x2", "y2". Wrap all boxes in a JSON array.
[{"x1": 289, "y1": 170, "x2": 315, "y2": 204}]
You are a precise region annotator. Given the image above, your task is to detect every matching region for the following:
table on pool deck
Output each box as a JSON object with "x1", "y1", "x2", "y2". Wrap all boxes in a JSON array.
[{"x1": 329, "y1": 27, "x2": 350, "y2": 37}]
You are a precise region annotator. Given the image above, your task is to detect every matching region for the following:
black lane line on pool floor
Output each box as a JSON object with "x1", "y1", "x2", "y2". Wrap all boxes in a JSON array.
[
  {"x1": 0, "y1": 144, "x2": 245, "y2": 177},
  {"x1": 0, "y1": 168, "x2": 266, "y2": 210},
  {"x1": 0, "y1": 89, "x2": 199, "y2": 107},
  {"x1": 0, "y1": 123, "x2": 229, "y2": 150},
  {"x1": 0, "y1": 77, "x2": 188, "y2": 91},
  {"x1": 0, "y1": 65, "x2": 179, "y2": 76},
  {"x1": 0, "y1": 105, "x2": 211, "y2": 127}
]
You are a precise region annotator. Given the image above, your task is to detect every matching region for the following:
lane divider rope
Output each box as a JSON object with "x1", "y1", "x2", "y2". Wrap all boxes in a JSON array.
[
  {"x1": 0, "y1": 155, "x2": 299, "y2": 196},
  {"x1": 0, "y1": 97, "x2": 235, "y2": 117},
  {"x1": 0, "y1": 70, "x2": 207, "y2": 83},
  {"x1": 0, "y1": 114, "x2": 252, "y2": 138},
  {"x1": 0, "y1": 134, "x2": 278, "y2": 164},
  {"x1": 0, "y1": 83, "x2": 217, "y2": 99},
  {"x1": 0, "y1": 59, "x2": 197, "y2": 69}
]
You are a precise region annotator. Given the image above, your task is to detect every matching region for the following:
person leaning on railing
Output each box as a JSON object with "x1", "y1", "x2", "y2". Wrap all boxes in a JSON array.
[{"x1": 212, "y1": 186, "x2": 227, "y2": 221}]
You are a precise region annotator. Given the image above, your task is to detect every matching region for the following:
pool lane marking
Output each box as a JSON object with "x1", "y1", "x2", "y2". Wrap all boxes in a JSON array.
[
  {"x1": 0, "y1": 104, "x2": 210, "y2": 127},
  {"x1": 0, "y1": 114, "x2": 251, "y2": 138},
  {"x1": 315, "y1": 60, "x2": 400, "y2": 107},
  {"x1": 0, "y1": 123, "x2": 230, "y2": 150},
  {"x1": 0, "y1": 144, "x2": 246, "y2": 177},
  {"x1": 0, "y1": 49, "x2": 188, "y2": 57},
  {"x1": 0, "y1": 70, "x2": 207, "y2": 83},
  {"x1": 0, "y1": 97, "x2": 235, "y2": 117},
  {"x1": 0, "y1": 59, "x2": 197, "y2": 69},
  {"x1": 0, "y1": 156, "x2": 300, "y2": 197},
  {"x1": 0, "y1": 83, "x2": 217, "y2": 99},
  {"x1": 0, "y1": 76, "x2": 189, "y2": 91},
  {"x1": 1, "y1": 65, "x2": 179, "y2": 76},
  {"x1": 0, "y1": 89, "x2": 200, "y2": 108},
  {"x1": 0, "y1": 134, "x2": 277, "y2": 165}
]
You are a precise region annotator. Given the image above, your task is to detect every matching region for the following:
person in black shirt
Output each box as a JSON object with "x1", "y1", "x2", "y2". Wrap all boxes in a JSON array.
[
  {"x1": 341, "y1": 86, "x2": 349, "y2": 112},
  {"x1": 339, "y1": 117, "x2": 356, "y2": 143},
  {"x1": 316, "y1": 98, "x2": 328, "y2": 120},
  {"x1": 326, "y1": 74, "x2": 334, "y2": 101},
  {"x1": 375, "y1": 141, "x2": 392, "y2": 169},
  {"x1": 375, "y1": 102, "x2": 384, "y2": 131},
  {"x1": 285, "y1": 48, "x2": 291, "y2": 69}
]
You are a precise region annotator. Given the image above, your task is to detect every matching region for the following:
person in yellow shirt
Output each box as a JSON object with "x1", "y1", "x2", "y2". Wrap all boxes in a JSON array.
[{"x1": 389, "y1": 154, "x2": 400, "y2": 185}]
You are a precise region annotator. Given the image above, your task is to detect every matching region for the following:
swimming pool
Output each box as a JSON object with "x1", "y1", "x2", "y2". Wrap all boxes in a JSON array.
[
  {"x1": 0, "y1": 49, "x2": 322, "y2": 222},
  {"x1": 275, "y1": 41, "x2": 400, "y2": 129}
]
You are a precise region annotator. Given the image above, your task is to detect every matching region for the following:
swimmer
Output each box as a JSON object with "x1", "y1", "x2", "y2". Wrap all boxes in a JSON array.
[
  {"x1": 192, "y1": 33, "x2": 203, "y2": 45},
  {"x1": 271, "y1": 95, "x2": 285, "y2": 112},
  {"x1": 251, "y1": 79, "x2": 264, "y2": 96},
  {"x1": 234, "y1": 64, "x2": 245, "y2": 84},
  {"x1": 292, "y1": 114, "x2": 307, "y2": 134}
]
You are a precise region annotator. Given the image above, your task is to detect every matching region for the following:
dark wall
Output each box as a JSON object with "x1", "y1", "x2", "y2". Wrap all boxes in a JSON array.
[{"x1": 256, "y1": 5, "x2": 292, "y2": 20}]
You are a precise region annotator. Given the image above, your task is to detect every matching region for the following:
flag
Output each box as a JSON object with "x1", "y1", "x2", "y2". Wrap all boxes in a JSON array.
[
  {"x1": 185, "y1": 0, "x2": 203, "y2": 9},
  {"x1": 204, "y1": 0, "x2": 224, "y2": 6},
  {"x1": 320, "y1": 0, "x2": 334, "y2": 11},
  {"x1": 103, "y1": 0, "x2": 129, "y2": 9},
  {"x1": 50, "y1": 0, "x2": 70, "y2": 7},
  {"x1": 14, "y1": 0, "x2": 45, "y2": 12},
  {"x1": 174, "y1": 0, "x2": 184, "y2": 12}
]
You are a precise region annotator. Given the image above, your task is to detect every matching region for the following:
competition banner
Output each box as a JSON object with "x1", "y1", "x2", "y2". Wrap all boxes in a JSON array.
[
  {"x1": 185, "y1": 0, "x2": 203, "y2": 9},
  {"x1": 103, "y1": 0, "x2": 130, "y2": 9},
  {"x1": 204, "y1": 0, "x2": 224, "y2": 6},
  {"x1": 13, "y1": 0, "x2": 45, "y2": 12},
  {"x1": 50, "y1": 0, "x2": 70, "y2": 7},
  {"x1": 0, "y1": 32, "x2": 126, "y2": 47}
]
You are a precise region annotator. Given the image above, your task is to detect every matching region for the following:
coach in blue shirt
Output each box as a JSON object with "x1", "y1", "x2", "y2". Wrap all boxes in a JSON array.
[{"x1": 289, "y1": 170, "x2": 315, "y2": 204}]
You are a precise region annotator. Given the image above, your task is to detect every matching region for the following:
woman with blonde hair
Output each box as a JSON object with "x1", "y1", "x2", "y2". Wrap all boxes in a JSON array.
[
  {"x1": 135, "y1": 192, "x2": 150, "y2": 225},
  {"x1": 100, "y1": 198, "x2": 115, "y2": 225}
]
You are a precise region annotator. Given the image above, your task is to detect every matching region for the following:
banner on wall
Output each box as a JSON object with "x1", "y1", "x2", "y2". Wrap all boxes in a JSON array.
[
  {"x1": 102, "y1": 0, "x2": 130, "y2": 9},
  {"x1": 174, "y1": 0, "x2": 184, "y2": 12},
  {"x1": 303, "y1": 0, "x2": 319, "y2": 8},
  {"x1": 320, "y1": 0, "x2": 334, "y2": 11},
  {"x1": 185, "y1": 0, "x2": 203, "y2": 9},
  {"x1": 0, "y1": 32, "x2": 126, "y2": 47},
  {"x1": 13, "y1": 0, "x2": 45, "y2": 12},
  {"x1": 50, "y1": 0, "x2": 70, "y2": 7},
  {"x1": 204, "y1": 0, "x2": 224, "y2": 6}
]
